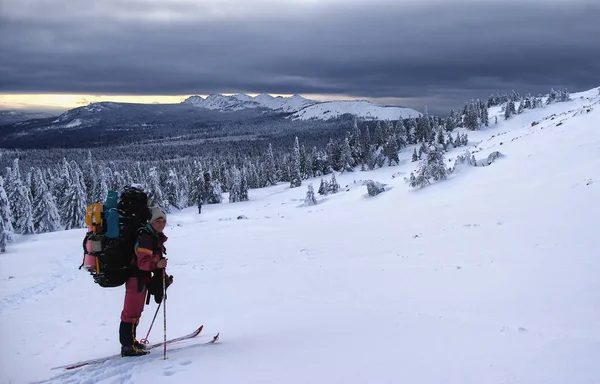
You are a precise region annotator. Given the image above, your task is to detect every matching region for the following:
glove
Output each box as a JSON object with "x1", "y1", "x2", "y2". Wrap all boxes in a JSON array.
[{"x1": 148, "y1": 272, "x2": 174, "y2": 304}]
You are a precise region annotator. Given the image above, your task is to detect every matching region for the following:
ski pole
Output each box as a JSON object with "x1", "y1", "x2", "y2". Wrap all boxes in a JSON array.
[
  {"x1": 163, "y1": 268, "x2": 167, "y2": 360},
  {"x1": 139, "y1": 301, "x2": 161, "y2": 344}
]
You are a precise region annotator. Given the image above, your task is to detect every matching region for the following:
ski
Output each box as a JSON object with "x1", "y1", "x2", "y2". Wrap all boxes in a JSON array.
[
  {"x1": 53, "y1": 325, "x2": 207, "y2": 370},
  {"x1": 144, "y1": 325, "x2": 204, "y2": 349}
]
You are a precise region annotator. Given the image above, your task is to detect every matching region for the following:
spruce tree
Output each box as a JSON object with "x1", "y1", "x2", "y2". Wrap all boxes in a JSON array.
[
  {"x1": 383, "y1": 134, "x2": 400, "y2": 166},
  {"x1": 318, "y1": 178, "x2": 329, "y2": 195},
  {"x1": 464, "y1": 102, "x2": 479, "y2": 130},
  {"x1": 55, "y1": 158, "x2": 72, "y2": 225},
  {"x1": 290, "y1": 137, "x2": 302, "y2": 188},
  {"x1": 240, "y1": 167, "x2": 249, "y2": 201},
  {"x1": 208, "y1": 180, "x2": 223, "y2": 204},
  {"x1": 409, "y1": 144, "x2": 447, "y2": 188},
  {"x1": 446, "y1": 132, "x2": 454, "y2": 149},
  {"x1": 94, "y1": 165, "x2": 109, "y2": 203},
  {"x1": 179, "y1": 172, "x2": 190, "y2": 209},
  {"x1": 7, "y1": 160, "x2": 35, "y2": 234},
  {"x1": 304, "y1": 184, "x2": 317, "y2": 205},
  {"x1": 32, "y1": 169, "x2": 61, "y2": 233},
  {"x1": 330, "y1": 173, "x2": 340, "y2": 194},
  {"x1": 436, "y1": 129, "x2": 446, "y2": 148},
  {"x1": 190, "y1": 161, "x2": 205, "y2": 208},
  {"x1": 0, "y1": 176, "x2": 13, "y2": 243},
  {"x1": 517, "y1": 99, "x2": 525, "y2": 114},
  {"x1": 83, "y1": 151, "x2": 97, "y2": 204},
  {"x1": 265, "y1": 143, "x2": 278, "y2": 186},
  {"x1": 340, "y1": 137, "x2": 354, "y2": 171},
  {"x1": 228, "y1": 167, "x2": 242, "y2": 203},
  {"x1": 61, "y1": 165, "x2": 86, "y2": 230},
  {"x1": 165, "y1": 169, "x2": 181, "y2": 209},
  {"x1": 0, "y1": 210, "x2": 5, "y2": 252},
  {"x1": 147, "y1": 167, "x2": 168, "y2": 210},
  {"x1": 426, "y1": 144, "x2": 448, "y2": 182}
]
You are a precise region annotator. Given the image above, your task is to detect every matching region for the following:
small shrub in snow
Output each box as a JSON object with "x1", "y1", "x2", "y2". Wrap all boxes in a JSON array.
[
  {"x1": 485, "y1": 151, "x2": 503, "y2": 165},
  {"x1": 450, "y1": 149, "x2": 477, "y2": 173},
  {"x1": 364, "y1": 180, "x2": 386, "y2": 196}
]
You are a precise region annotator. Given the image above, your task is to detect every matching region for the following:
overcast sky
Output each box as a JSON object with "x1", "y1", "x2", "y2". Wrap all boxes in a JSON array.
[{"x1": 1, "y1": 0, "x2": 599, "y2": 114}]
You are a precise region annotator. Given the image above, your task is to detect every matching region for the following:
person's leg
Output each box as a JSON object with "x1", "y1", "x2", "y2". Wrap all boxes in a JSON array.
[{"x1": 120, "y1": 277, "x2": 148, "y2": 356}]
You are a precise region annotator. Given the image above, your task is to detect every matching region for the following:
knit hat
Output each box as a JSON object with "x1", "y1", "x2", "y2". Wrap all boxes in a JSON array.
[{"x1": 149, "y1": 207, "x2": 167, "y2": 223}]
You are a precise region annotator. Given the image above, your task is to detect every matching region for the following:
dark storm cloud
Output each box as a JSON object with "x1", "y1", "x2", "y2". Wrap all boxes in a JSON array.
[{"x1": 1, "y1": 0, "x2": 599, "y2": 112}]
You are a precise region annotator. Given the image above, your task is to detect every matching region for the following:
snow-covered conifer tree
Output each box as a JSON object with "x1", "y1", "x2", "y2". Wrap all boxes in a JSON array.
[
  {"x1": 147, "y1": 167, "x2": 168, "y2": 210},
  {"x1": 409, "y1": 144, "x2": 447, "y2": 188},
  {"x1": 208, "y1": 180, "x2": 223, "y2": 204},
  {"x1": 61, "y1": 164, "x2": 87, "y2": 230},
  {"x1": 318, "y1": 178, "x2": 329, "y2": 196},
  {"x1": 179, "y1": 173, "x2": 190, "y2": 209},
  {"x1": 290, "y1": 137, "x2": 302, "y2": 188},
  {"x1": 383, "y1": 135, "x2": 400, "y2": 166},
  {"x1": 240, "y1": 167, "x2": 249, "y2": 201},
  {"x1": 265, "y1": 143, "x2": 278, "y2": 186},
  {"x1": 340, "y1": 137, "x2": 354, "y2": 171},
  {"x1": 228, "y1": 167, "x2": 242, "y2": 203},
  {"x1": 330, "y1": 173, "x2": 340, "y2": 194},
  {"x1": 412, "y1": 148, "x2": 418, "y2": 162},
  {"x1": 304, "y1": 184, "x2": 317, "y2": 205},
  {"x1": 165, "y1": 169, "x2": 181, "y2": 209},
  {"x1": 94, "y1": 165, "x2": 109, "y2": 203},
  {"x1": 83, "y1": 151, "x2": 97, "y2": 204},
  {"x1": 0, "y1": 211, "x2": 5, "y2": 252},
  {"x1": 0, "y1": 176, "x2": 13, "y2": 244},
  {"x1": 436, "y1": 129, "x2": 446, "y2": 148},
  {"x1": 32, "y1": 169, "x2": 61, "y2": 233},
  {"x1": 517, "y1": 99, "x2": 525, "y2": 114},
  {"x1": 190, "y1": 161, "x2": 205, "y2": 208}
]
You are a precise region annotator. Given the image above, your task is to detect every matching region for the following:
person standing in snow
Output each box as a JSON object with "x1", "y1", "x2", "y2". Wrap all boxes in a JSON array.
[{"x1": 119, "y1": 207, "x2": 173, "y2": 357}]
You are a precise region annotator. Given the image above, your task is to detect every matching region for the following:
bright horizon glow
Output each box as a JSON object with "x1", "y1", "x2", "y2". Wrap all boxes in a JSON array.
[{"x1": 0, "y1": 93, "x2": 363, "y2": 112}]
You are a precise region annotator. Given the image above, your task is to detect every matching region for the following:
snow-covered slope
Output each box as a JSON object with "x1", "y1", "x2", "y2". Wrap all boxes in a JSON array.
[
  {"x1": 290, "y1": 99, "x2": 422, "y2": 120},
  {"x1": 182, "y1": 93, "x2": 318, "y2": 113},
  {"x1": 1, "y1": 86, "x2": 599, "y2": 384}
]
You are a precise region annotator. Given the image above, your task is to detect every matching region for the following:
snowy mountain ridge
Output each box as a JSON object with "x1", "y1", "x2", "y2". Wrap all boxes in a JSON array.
[
  {"x1": 290, "y1": 99, "x2": 422, "y2": 120},
  {"x1": 182, "y1": 93, "x2": 421, "y2": 120},
  {"x1": 182, "y1": 93, "x2": 318, "y2": 113}
]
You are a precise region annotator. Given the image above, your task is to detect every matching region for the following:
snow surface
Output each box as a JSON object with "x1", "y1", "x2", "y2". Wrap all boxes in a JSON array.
[
  {"x1": 1, "y1": 87, "x2": 599, "y2": 384},
  {"x1": 290, "y1": 99, "x2": 422, "y2": 121}
]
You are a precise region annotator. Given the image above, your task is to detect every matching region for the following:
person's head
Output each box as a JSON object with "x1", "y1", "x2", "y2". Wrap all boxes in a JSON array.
[{"x1": 149, "y1": 207, "x2": 167, "y2": 233}]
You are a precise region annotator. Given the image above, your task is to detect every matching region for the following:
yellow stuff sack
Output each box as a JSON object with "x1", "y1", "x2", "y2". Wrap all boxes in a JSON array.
[{"x1": 85, "y1": 202, "x2": 104, "y2": 228}]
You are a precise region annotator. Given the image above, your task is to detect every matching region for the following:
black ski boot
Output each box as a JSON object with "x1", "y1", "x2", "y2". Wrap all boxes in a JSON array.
[
  {"x1": 132, "y1": 320, "x2": 147, "y2": 351},
  {"x1": 121, "y1": 345, "x2": 149, "y2": 357},
  {"x1": 119, "y1": 321, "x2": 149, "y2": 357}
]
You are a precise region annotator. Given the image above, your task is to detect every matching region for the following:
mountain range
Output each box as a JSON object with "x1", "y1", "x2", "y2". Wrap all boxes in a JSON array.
[
  {"x1": 182, "y1": 93, "x2": 421, "y2": 120},
  {"x1": 0, "y1": 94, "x2": 421, "y2": 149}
]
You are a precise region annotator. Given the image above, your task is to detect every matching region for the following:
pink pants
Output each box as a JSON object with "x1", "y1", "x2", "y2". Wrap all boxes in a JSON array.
[{"x1": 120, "y1": 277, "x2": 147, "y2": 323}]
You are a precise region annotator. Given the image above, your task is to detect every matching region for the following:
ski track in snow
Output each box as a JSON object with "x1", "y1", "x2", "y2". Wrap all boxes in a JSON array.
[{"x1": 37, "y1": 337, "x2": 220, "y2": 384}]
